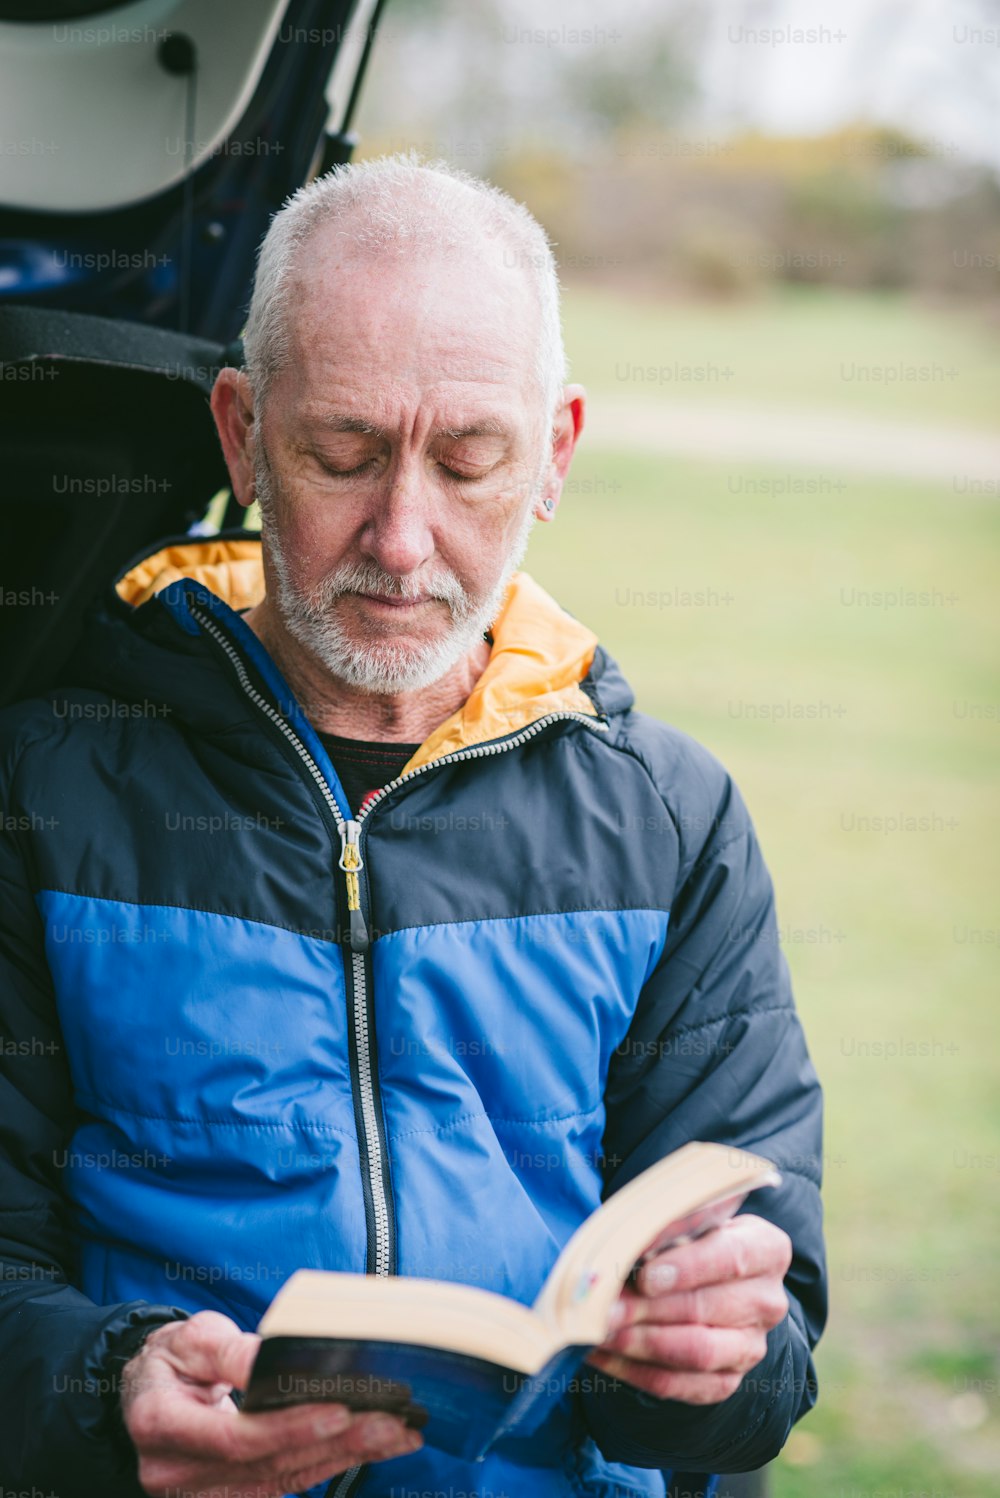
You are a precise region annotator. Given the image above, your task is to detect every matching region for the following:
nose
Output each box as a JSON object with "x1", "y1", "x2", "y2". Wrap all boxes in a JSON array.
[{"x1": 358, "y1": 456, "x2": 436, "y2": 581}]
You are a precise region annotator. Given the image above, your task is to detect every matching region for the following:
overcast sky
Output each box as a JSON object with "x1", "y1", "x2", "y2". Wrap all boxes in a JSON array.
[{"x1": 694, "y1": 0, "x2": 999, "y2": 169}]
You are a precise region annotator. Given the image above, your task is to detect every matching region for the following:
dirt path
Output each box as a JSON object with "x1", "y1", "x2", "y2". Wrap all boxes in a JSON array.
[{"x1": 583, "y1": 394, "x2": 1000, "y2": 487}]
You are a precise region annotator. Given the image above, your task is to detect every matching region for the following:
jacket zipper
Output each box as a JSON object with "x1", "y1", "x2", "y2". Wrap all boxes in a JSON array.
[
  {"x1": 189, "y1": 606, "x2": 397, "y2": 1278},
  {"x1": 188, "y1": 601, "x2": 609, "y2": 1498}
]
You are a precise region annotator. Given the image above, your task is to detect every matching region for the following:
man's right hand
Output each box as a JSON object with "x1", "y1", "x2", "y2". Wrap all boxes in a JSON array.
[{"x1": 120, "y1": 1310, "x2": 424, "y2": 1498}]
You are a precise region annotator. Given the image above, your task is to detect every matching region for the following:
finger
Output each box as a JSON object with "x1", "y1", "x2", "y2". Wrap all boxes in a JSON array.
[
  {"x1": 595, "y1": 1321, "x2": 767, "y2": 1375},
  {"x1": 586, "y1": 1348, "x2": 745, "y2": 1406},
  {"x1": 313, "y1": 1409, "x2": 424, "y2": 1466},
  {"x1": 634, "y1": 1216, "x2": 791, "y2": 1296},
  {"x1": 130, "y1": 1389, "x2": 366, "y2": 1467},
  {"x1": 136, "y1": 1409, "x2": 421, "y2": 1494},
  {"x1": 610, "y1": 1276, "x2": 789, "y2": 1334},
  {"x1": 229, "y1": 1404, "x2": 418, "y2": 1469},
  {"x1": 251, "y1": 1414, "x2": 424, "y2": 1492}
]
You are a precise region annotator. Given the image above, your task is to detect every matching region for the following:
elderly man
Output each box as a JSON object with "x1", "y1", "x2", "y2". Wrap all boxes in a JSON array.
[{"x1": 0, "y1": 157, "x2": 825, "y2": 1498}]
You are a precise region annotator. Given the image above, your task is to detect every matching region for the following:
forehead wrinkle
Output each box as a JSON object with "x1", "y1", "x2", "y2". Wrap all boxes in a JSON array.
[{"x1": 298, "y1": 406, "x2": 515, "y2": 444}]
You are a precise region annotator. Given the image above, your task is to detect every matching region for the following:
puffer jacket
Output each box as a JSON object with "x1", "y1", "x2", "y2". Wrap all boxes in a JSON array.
[{"x1": 0, "y1": 533, "x2": 826, "y2": 1498}]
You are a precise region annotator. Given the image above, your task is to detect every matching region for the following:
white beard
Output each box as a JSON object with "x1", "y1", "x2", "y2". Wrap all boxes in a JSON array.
[{"x1": 254, "y1": 449, "x2": 538, "y2": 696}]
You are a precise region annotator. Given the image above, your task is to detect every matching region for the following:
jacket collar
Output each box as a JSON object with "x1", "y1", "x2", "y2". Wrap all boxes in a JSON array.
[{"x1": 116, "y1": 535, "x2": 602, "y2": 776}]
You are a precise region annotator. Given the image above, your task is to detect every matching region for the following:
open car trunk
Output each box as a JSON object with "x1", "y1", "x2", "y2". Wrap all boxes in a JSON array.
[{"x1": 0, "y1": 0, "x2": 385, "y2": 706}]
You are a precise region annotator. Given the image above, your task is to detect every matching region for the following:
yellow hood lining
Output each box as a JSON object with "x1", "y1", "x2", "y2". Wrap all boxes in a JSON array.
[{"x1": 117, "y1": 539, "x2": 266, "y2": 614}]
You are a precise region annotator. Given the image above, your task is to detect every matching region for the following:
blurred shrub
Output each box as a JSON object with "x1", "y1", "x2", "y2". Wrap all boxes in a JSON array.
[{"x1": 487, "y1": 125, "x2": 1000, "y2": 303}]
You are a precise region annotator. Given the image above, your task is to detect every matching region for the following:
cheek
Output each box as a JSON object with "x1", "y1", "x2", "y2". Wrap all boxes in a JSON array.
[
  {"x1": 443, "y1": 505, "x2": 520, "y2": 583},
  {"x1": 272, "y1": 491, "x2": 357, "y2": 577}
]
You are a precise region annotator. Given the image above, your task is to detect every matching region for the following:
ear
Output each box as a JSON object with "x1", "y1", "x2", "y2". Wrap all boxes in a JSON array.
[
  {"x1": 210, "y1": 367, "x2": 257, "y2": 508},
  {"x1": 535, "y1": 384, "x2": 585, "y2": 521}
]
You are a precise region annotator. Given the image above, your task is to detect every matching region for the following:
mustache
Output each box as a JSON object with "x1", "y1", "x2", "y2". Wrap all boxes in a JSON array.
[{"x1": 306, "y1": 558, "x2": 472, "y2": 617}]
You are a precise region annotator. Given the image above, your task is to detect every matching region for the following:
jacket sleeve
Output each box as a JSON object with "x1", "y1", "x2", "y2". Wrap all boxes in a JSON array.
[
  {"x1": 580, "y1": 728, "x2": 827, "y2": 1472},
  {"x1": 0, "y1": 773, "x2": 190, "y2": 1495}
]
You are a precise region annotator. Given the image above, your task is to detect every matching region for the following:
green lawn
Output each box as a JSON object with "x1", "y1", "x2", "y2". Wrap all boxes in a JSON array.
[
  {"x1": 561, "y1": 282, "x2": 1000, "y2": 429},
  {"x1": 525, "y1": 321, "x2": 1000, "y2": 1494}
]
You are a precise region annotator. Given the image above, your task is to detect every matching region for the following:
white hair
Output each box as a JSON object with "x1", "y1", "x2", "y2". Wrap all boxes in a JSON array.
[{"x1": 242, "y1": 152, "x2": 567, "y2": 427}]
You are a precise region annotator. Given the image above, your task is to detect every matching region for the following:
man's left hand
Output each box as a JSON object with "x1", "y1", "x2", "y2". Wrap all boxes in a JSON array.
[{"x1": 586, "y1": 1214, "x2": 792, "y2": 1405}]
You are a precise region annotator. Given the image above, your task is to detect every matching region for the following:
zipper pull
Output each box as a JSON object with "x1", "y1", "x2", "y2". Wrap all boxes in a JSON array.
[{"x1": 338, "y1": 820, "x2": 370, "y2": 953}]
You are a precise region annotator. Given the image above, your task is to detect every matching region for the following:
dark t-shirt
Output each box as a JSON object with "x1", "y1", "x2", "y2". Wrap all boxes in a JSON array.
[{"x1": 316, "y1": 730, "x2": 421, "y2": 817}]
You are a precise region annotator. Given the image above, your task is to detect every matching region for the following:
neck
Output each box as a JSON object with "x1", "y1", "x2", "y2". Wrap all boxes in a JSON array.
[{"x1": 242, "y1": 598, "x2": 492, "y2": 742}]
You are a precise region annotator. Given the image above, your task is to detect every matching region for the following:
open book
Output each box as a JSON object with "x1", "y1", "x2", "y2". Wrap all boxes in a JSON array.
[{"x1": 242, "y1": 1142, "x2": 779, "y2": 1461}]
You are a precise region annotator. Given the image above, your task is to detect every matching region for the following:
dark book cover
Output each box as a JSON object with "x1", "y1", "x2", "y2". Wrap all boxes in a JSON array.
[{"x1": 242, "y1": 1334, "x2": 591, "y2": 1461}]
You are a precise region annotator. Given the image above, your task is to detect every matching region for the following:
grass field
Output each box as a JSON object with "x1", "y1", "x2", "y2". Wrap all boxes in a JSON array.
[
  {"x1": 526, "y1": 287, "x2": 1000, "y2": 1495},
  {"x1": 561, "y1": 282, "x2": 1000, "y2": 428}
]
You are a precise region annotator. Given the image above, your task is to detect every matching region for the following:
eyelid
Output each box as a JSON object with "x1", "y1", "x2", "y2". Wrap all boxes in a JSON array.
[
  {"x1": 316, "y1": 449, "x2": 498, "y2": 481},
  {"x1": 435, "y1": 449, "x2": 502, "y2": 478},
  {"x1": 439, "y1": 462, "x2": 492, "y2": 482},
  {"x1": 322, "y1": 457, "x2": 376, "y2": 477}
]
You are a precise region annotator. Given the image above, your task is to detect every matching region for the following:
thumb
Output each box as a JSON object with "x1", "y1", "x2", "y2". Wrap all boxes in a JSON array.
[
  {"x1": 208, "y1": 1328, "x2": 262, "y2": 1393},
  {"x1": 165, "y1": 1312, "x2": 262, "y2": 1392}
]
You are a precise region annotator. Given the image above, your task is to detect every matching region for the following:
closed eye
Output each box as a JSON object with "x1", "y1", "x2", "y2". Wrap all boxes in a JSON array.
[
  {"x1": 322, "y1": 458, "x2": 378, "y2": 478},
  {"x1": 438, "y1": 462, "x2": 495, "y2": 483}
]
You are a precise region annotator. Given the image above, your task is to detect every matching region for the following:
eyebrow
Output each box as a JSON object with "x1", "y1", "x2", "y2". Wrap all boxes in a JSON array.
[
  {"x1": 439, "y1": 420, "x2": 510, "y2": 441},
  {"x1": 309, "y1": 415, "x2": 382, "y2": 436},
  {"x1": 306, "y1": 413, "x2": 511, "y2": 441}
]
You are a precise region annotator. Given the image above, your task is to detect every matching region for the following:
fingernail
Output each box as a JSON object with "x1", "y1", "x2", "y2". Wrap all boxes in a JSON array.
[
  {"x1": 605, "y1": 1300, "x2": 629, "y2": 1334},
  {"x1": 362, "y1": 1412, "x2": 405, "y2": 1443},
  {"x1": 644, "y1": 1262, "x2": 678, "y2": 1293},
  {"x1": 314, "y1": 1406, "x2": 352, "y2": 1438}
]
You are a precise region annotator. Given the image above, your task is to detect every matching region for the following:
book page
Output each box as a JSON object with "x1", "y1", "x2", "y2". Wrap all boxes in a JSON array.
[
  {"x1": 532, "y1": 1142, "x2": 779, "y2": 1344},
  {"x1": 255, "y1": 1270, "x2": 565, "y2": 1373}
]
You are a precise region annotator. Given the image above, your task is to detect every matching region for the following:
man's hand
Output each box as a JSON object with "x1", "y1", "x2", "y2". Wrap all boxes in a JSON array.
[
  {"x1": 586, "y1": 1214, "x2": 792, "y2": 1405},
  {"x1": 120, "y1": 1311, "x2": 423, "y2": 1498}
]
